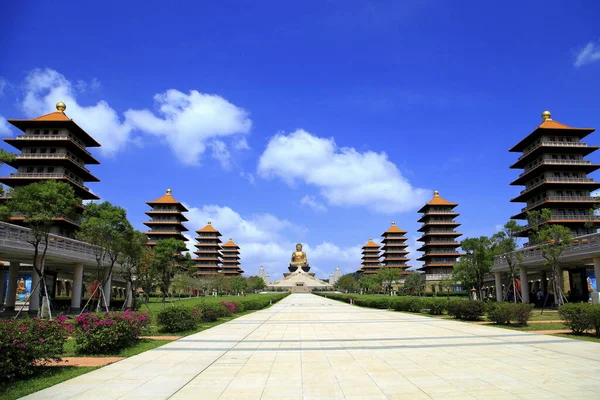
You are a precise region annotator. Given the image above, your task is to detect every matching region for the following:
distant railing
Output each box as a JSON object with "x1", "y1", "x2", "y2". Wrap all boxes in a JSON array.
[
  {"x1": 9, "y1": 173, "x2": 90, "y2": 191},
  {"x1": 423, "y1": 210, "x2": 457, "y2": 215},
  {"x1": 520, "y1": 177, "x2": 595, "y2": 195},
  {"x1": 10, "y1": 213, "x2": 81, "y2": 226},
  {"x1": 521, "y1": 196, "x2": 597, "y2": 212},
  {"x1": 423, "y1": 274, "x2": 452, "y2": 281},
  {"x1": 520, "y1": 159, "x2": 591, "y2": 177},
  {"x1": 15, "y1": 153, "x2": 91, "y2": 172},
  {"x1": 493, "y1": 232, "x2": 600, "y2": 266},
  {"x1": 14, "y1": 135, "x2": 92, "y2": 156},
  {"x1": 519, "y1": 141, "x2": 588, "y2": 160},
  {"x1": 0, "y1": 221, "x2": 108, "y2": 262}
]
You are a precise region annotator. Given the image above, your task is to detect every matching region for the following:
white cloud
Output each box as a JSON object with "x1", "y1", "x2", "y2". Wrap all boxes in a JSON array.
[
  {"x1": 208, "y1": 139, "x2": 231, "y2": 170},
  {"x1": 258, "y1": 129, "x2": 430, "y2": 213},
  {"x1": 0, "y1": 78, "x2": 6, "y2": 96},
  {"x1": 574, "y1": 41, "x2": 600, "y2": 67},
  {"x1": 20, "y1": 69, "x2": 132, "y2": 156},
  {"x1": 0, "y1": 117, "x2": 11, "y2": 135},
  {"x1": 181, "y1": 203, "x2": 359, "y2": 278},
  {"x1": 300, "y1": 195, "x2": 327, "y2": 212},
  {"x1": 124, "y1": 89, "x2": 252, "y2": 166},
  {"x1": 240, "y1": 171, "x2": 256, "y2": 184}
]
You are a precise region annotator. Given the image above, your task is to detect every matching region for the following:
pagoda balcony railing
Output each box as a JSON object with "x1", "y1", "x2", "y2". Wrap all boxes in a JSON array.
[
  {"x1": 521, "y1": 196, "x2": 598, "y2": 212},
  {"x1": 15, "y1": 153, "x2": 91, "y2": 172},
  {"x1": 422, "y1": 241, "x2": 460, "y2": 245},
  {"x1": 520, "y1": 177, "x2": 594, "y2": 195},
  {"x1": 147, "y1": 228, "x2": 184, "y2": 233},
  {"x1": 147, "y1": 219, "x2": 182, "y2": 223},
  {"x1": 520, "y1": 159, "x2": 591, "y2": 176},
  {"x1": 424, "y1": 229, "x2": 458, "y2": 233},
  {"x1": 423, "y1": 210, "x2": 458, "y2": 215},
  {"x1": 9, "y1": 173, "x2": 91, "y2": 191},
  {"x1": 519, "y1": 141, "x2": 588, "y2": 160},
  {"x1": 423, "y1": 273, "x2": 452, "y2": 281},
  {"x1": 15, "y1": 135, "x2": 92, "y2": 156},
  {"x1": 424, "y1": 220, "x2": 458, "y2": 224},
  {"x1": 10, "y1": 212, "x2": 81, "y2": 226}
]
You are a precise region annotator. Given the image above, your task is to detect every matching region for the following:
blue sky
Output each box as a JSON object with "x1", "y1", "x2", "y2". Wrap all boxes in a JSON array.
[{"x1": 1, "y1": 1, "x2": 599, "y2": 279}]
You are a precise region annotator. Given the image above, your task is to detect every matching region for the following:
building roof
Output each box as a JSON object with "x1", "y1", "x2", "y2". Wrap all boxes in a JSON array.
[
  {"x1": 417, "y1": 191, "x2": 457, "y2": 212},
  {"x1": 362, "y1": 238, "x2": 380, "y2": 248},
  {"x1": 382, "y1": 222, "x2": 407, "y2": 235},
  {"x1": 147, "y1": 189, "x2": 189, "y2": 211},
  {"x1": 509, "y1": 111, "x2": 595, "y2": 152},
  {"x1": 196, "y1": 221, "x2": 222, "y2": 234},
  {"x1": 221, "y1": 238, "x2": 239, "y2": 248},
  {"x1": 8, "y1": 103, "x2": 102, "y2": 147}
]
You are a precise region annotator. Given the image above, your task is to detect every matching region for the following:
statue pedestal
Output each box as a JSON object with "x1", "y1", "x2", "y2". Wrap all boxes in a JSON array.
[{"x1": 269, "y1": 269, "x2": 332, "y2": 292}]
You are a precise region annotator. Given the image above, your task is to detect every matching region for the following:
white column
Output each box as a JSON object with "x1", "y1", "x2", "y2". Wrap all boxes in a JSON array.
[
  {"x1": 125, "y1": 281, "x2": 132, "y2": 308},
  {"x1": 0, "y1": 270, "x2": 6, "y2": 306},
  {"x1": 103, "y1": 270, "x2": 112, "y2": 308},
  {"x1": 494, "y1": 272, "x2": 503, "y2": 302},
  {"x1": 592, "y1": 258, "x2": 600, "y2": 304},
  {"x1": 5, "y1": 262, "x2": 20, "y2": 311},
  {"x1": 71, "y1": 263, "x2": 84, "y2": 311},
  {"x1": 519, "y1": 266, "x2": 530, "y2": 303},
  {"x1": 29, "y1": 270, "x2": 40, "y2": 315}
]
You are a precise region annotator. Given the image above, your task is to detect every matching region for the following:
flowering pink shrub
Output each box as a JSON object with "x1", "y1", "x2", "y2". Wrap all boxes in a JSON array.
[
  {"x1": 71, "y1": 310, "x2": 149, "y2": 354},
  {"x1": 220, "y1": 302, "x2": 238, "y2": 315},
  {"x1": 1, "y1": 317, "x2": 69, "y2": 379}
]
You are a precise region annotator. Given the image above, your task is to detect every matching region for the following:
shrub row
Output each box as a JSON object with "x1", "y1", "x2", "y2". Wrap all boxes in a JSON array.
[
  {"x1": 559, "y1": 303, "x2": 600, "y2": 336},
  {"x1": 486, "y1": 303, "x2": 532, "y2": 326},
  {"x1": 0, "y1": 317, "x2": 69, "y2": 380},
  {"x1": 156, "y1": 294, "x2": 289, "y2": 333}
]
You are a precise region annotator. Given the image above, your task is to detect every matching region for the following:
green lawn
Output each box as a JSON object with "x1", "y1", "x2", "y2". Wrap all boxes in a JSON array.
[
  {"x1": 553, "y1": 333, "x2": 600, "y2": 343},
  {"x1": 142, "y1": 293, "x2": 282, "y2": 313},
  {"x1": 0, "y1": 367, "x2": 98, "y2": 400},
  {"x1": 61, "y1": 338, "x2": 172, "y2": 357}
]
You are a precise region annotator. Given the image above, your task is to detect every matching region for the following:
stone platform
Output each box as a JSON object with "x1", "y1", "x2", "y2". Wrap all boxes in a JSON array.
[{"x1": 268, "y1": 270, "x2": 333, "y2": 292}]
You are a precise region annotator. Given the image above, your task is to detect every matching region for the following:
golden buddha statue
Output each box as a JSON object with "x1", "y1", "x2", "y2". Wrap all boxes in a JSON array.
[
  {"x1": 289, "y1": 243, "x2": 310, "y2": 273},
  {"x1": 16, "y1": 278, "x2": 26, "y2": 294}
]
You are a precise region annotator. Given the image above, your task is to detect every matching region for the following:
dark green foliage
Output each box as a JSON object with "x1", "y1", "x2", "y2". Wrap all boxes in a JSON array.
[
  {"x1": 354, "y1": 297, "x2": 391, "y2": 309},
  {"x1": 156, "y1": 307, "x2": 200, "y2": 333},
  {"x1": 199, "y1": 303, "x2": 229, "y2": 322},
  {"x1": 423, "y1": 298, "x2": 447, "y2": 315},
  {"x1": 486, "y1": 303, "x2": 533, "y2": 326},
  {"x1": 559, "y1": 303, "x2": 597, "y2": 335},
  {"x1": 447, "y1": 300, "x2": 484, "y2": 321}
]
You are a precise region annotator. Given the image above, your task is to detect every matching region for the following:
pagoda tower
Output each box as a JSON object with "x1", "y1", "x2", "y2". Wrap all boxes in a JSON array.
[
  {"x1": 358, "y1": 238, "x2": 382, "y2": 275},
  {"x1": 416, "y1": 191, "x2": 462, "y2": 287},
  {"x1": 193, "y1": 222, "x2": 222, "y2": 275},
  {"x1": 509, "y1": 111, "x2": 600, "y2": 238},
  {"x1": 143, "y1": 189, "x2": 189, "y2": 246},
  {"x1": 381, "y1": 222, "x2": 410, "y2": 273},
  {"x1": 220, "y1": 238, "x2": 244, "y2": 276},
  {"x1": 0, "y1": 102, "x2": 100, "y2": 237}
]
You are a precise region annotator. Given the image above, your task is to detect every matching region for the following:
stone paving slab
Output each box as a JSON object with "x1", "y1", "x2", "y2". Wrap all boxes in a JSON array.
[{"x1": 23, "y1": 294, "x2": 600, "y2": 399}]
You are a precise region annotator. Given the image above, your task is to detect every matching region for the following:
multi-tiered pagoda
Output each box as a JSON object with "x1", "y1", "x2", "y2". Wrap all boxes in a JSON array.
[
  {"x1": 509, "y1": 111, "x2": 600, "y2": 238},
  {"x1": 417, "y1": 191, "x2": 462, "y2": 289},
  {"x1": 193, "y1": 222, "x2": 222, "y2": 276},
  {"x1": 220, "y1": 238, "x2": 244, "y2": 276},
  {"x1": 1, "y1": 102, "x2": 100, "y2": 237},
  {"x1": 381, "y1": 222, "x2": 410, "y2": 273},
  {"x1": 358, "y1": 239, "x2": 382, "y2": 275},
  {"x1": 144, "y1": 189, "x2": 189, "y2": 246}
]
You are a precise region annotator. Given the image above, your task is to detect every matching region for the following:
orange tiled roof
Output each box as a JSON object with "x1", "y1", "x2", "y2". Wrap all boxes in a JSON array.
[
  {"x1": 382, "y1": 222, "x2": 407, "y2": 234},
  {"x1": 221, "y1": 238, "x2": 239, "y2": 248},
  {"x1": 538, "y1": 118, "x2": 571, "y2": 130},
  {"x1": 425, "y1": 191, "x2": 457, "y2": 206},
  {"x1": 147, "y1": 189, "x2": 184, "y2": 205},
  {"x1": 197, "y1": 221, "x2": 221, "y2": 234},
  {"x1": 362, "y1": 238, "x2": 380, "y2": 248},
  {"x1": 31, "y1": 111, "x2": 71, "y2": 122}
]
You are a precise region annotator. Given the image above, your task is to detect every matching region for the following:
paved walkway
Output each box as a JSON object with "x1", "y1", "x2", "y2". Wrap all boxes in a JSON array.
[{"x1": 24, "y1": 294, "x2": 600, "y2": 399}]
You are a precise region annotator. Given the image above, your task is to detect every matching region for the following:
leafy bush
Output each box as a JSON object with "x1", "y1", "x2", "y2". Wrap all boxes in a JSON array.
[
  {"x1": 200, "y1": 303, "x2": 229, "y2": 322},
  {"x1": 511, "y1": 303, "x2": 533, "y2": 326},
  {"x1": 157, "y1": 306, "x2": 200, "y2": 333},
  {"x1": 587, "y1": 306, "x2": 600, "y2": 338},
  {"x1": 220, "y1": 302, "x2": 238, "y2": 315},
  {"x1": 486, "y1": 303, "x2": 512, "y2": 325},
  {"x1": 355, "y1": 297, "x2": 390, "y2": 309},
  {"x1": 559, "y1": 303, "x2": 592, "y2": 335},
  {"x1": 424, "y1": 299, "x2": 447, "y2": 315},
  {"x1": 71, "y1": 310, "x2": 149, "y2": 354},
  {"x1": 0, "y1": 317, "x2": 69, "y2": 380},
  {"x1": 447, "y1": 300, "x2": 484, "y2": 321},
  {"x1": 406, "y1": 298, "x2": 424, "y2": 313}
]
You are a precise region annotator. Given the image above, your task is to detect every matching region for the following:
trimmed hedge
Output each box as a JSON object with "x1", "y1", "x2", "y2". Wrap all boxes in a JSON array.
[
  {"x1": 559, "y1": 303, "x2": 600, "y2": 336},
  {"x1": 157, "y1": 307, "x2": 201, "y2": 332},
  {"x1": 486, "y1": 303, "x2": 532, "y2": 326},
  {"x1": 446, "y1": 300, "x2": 485, "y2": 321}
]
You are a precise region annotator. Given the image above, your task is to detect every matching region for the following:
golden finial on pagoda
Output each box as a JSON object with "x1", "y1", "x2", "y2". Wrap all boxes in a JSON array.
[
  {"x1": 391, "y1": 221, "x2": 396, "y2": 226},
  {"x1": 166, "y1": 188, "x2": 171, "y2": 195},
  {"x1": 434, "y1": 190, "x2": 439, "y2": 197},
  {"x1": 208, "y1": 221, "x2": 211, "y2": 224},
  {"x1": 56, "y1": 102, "x2": 66, "y2": 112},
  {"x1": 542, "y1": 110, "x2": 552, "y2": 120},
  {"x1": 229, "y1": 238, "x2": 233, "y2": 241},
  {"x1": 369, "y1": 238, "x2": 373, "y2": 241}
]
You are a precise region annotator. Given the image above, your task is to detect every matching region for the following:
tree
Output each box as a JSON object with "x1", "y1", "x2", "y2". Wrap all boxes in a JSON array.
[
  {"x1": 335, "y1": 274, "x2": 357, "y2": 293},
  {"x1": 375, "y1": 267, "x2": 401, "y2": 295},
  {"x1": 358, "y1": 274, "x2": 380, "y2": 294},
  {"x1": 136, "y1": 248, "x2": 158, "y2": 303},
  {"x1": 152, "y1": 238, "x2": 187, "y2": 309},
  {"x1": 452, "y1": 236, "x2": 494, "y2": 301},
  {"x1": 230, "y1": 276, "x2": 247, "y2": 295},
  {"x1": 171, "y1": 273, "x2": 195, "y2": 297},
  {"x1": 78, "y1": 201, "x2": 133, "y2": 310},
  {"x1": 246, "y1": 276, "x2": 266, "y2": 293},
  {"x1": 0, "y1": 181, "x2": 78, "y2": 316},
  {"x1": 403, "y1": 272, "x2": 424, "y2": 296},
  {"x1": 533, "y1": 223, "x2": 573, "y2": 307},
  {"x1": 118, "y1": 229, "x2": 148, "y2": 308},
  {"x1": 439, "y1": 278, "x2": 453, "y2": 299},
  {"x1": 492, "y1": 220, "x2": 525, "y2": 303}
]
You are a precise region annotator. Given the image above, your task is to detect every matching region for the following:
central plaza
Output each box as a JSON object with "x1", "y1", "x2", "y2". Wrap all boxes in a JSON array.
[{"x1": 24, "y1": 294, "x2": 600, "y2": 400}]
